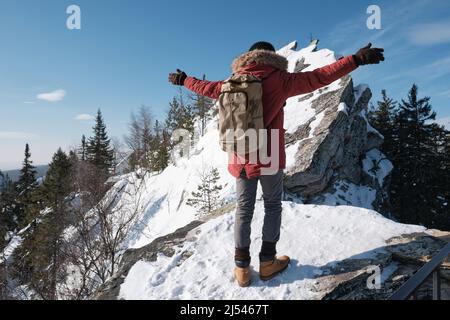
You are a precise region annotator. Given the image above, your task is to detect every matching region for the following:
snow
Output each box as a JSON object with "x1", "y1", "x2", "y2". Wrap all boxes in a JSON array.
[
  {"x1": 307, "y1": 110, "x2": 325, "y2": 138},
  {"x1": 119, "y1": 202, "x2": 424, "y2": 300},
  {"x1": 0, "y1": 224, "x2": 31, "y2": 264},
  {"x1": 285, "y1": 142, "x2": 300, "y2": 169},
  {"x1": 311, "y1": 180, "x2": 378, "y2": 210},
  {"x1": 284, "y1": 98, "x2": 317, "y2": 133},
  {"x1": 0, "y1": 235, "x2": 22, "y2": 264},
  {"x1": 281, "y1": 42, "x2": 349, "y2": 135},
  {"x1": 337, "y1": 102, "x2": 348, "y2": 116},
  {"x1": 363, "y1": 149, "x2": 394, "y2": 187}
]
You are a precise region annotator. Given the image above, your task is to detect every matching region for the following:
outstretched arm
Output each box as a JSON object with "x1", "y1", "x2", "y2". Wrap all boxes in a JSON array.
[
  {"x1": 184, "y1": 77, "x2": 222, "y2": 99},
  {"x1": 281, "y1": 43, "x2": 384, "y2": 98},
  {"x1": 280, "y1": 55, "x2": 358, "y2": 98},
  {"x1": 168, "y1": 69, "x2": 222, "y2": 99}
]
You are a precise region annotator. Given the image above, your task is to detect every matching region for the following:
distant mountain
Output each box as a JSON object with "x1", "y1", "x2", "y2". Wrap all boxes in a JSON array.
[{"x1": 2, "y1": 165, "x2": 49, "y2": 182}]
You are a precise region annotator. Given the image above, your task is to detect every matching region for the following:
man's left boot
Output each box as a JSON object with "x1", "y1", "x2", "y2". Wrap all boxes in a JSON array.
[{"x1": 259, "y1": 256, "x2": 290, "y2": 281}]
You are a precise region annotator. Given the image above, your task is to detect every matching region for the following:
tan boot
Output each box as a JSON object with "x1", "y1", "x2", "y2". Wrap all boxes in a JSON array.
[
  {"x1": 234, "y1": 267, "x2": 251, "y2": 287},
  {"x1": 259, "y1": 256, "x2": 290, "y2": 281}
]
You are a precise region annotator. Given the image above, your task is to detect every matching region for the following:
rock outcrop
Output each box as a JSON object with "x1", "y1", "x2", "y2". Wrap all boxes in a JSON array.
[{"x1": 279, "y1": 42, "x2": 390, "y2": 212}]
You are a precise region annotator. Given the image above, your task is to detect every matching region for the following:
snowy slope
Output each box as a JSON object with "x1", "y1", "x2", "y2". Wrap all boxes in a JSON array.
[
  {"x1": 118, "y1": 119, "x2": 236, "y2": 249},
  {"x1": 119, "y1": 202, "x2": 425, "y2": 300}
]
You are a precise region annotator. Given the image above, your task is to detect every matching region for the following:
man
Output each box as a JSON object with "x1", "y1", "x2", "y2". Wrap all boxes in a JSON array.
[{"x1": 169, "y1": 41, "x2": 384, "y2": 287}]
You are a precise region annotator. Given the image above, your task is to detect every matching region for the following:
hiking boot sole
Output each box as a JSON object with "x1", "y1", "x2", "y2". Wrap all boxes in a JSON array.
[{"x1": 237, "y1": 279, "x2": 251, "y2": 288}]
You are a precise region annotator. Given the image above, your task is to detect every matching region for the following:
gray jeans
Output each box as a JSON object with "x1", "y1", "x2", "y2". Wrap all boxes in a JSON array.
[{"x1": 235, "y1": 169, "x2": 284, "y2": 249}]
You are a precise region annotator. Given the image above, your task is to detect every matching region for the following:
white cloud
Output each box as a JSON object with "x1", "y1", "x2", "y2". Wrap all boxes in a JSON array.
[
  {"x1": 435, "y1": 117, "x2": 450, "y2": 129},
  {"x1": 23, "y1": 101, "x2": 35, "y2": 104},
  {"x1": 439, "y1": 89, "x2": 450, "y2": 98},
  {"x1": 383, "y1": 56, "x2": 450, "y2": 82},
  {"x1": 37, "y1": 89, "x2": 66, "y2": 102},
  {"x1": 75, "y1": 114, "x2": 95, "y2": 121},
  {"x1": 0, "y1": 131, "x2": 39, "y2": 140},
  {"x1": 408, "y1": 21, "x2": 450, "y2": 46}
]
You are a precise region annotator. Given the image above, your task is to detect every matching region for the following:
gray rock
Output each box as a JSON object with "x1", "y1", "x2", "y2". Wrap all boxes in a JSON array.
[
  {"x1": 285, "y1": 76, "x2": 362, "y2": 196},
  {"x1": 283, "y1": 71, "x2": 390, "y2": 212},
  {"x1": 294, "y1": 57, "x2": 311, "y2": 73}
]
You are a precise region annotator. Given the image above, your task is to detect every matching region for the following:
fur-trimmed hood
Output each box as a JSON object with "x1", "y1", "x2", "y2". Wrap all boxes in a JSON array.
[{"x1": 231, "y1": 50, "x2": 288, "y2": 73}]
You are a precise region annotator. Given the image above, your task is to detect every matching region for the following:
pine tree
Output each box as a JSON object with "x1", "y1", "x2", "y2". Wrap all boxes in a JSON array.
[
  {"x1": 165, "y1": 94, "x2": 195, "y2": 135},
  {"x1": 42, "y1": 148, "x2": 73, "y2": 206},
  {"x1": 14, "y1": 149, "x2": 73, "y2": 299},
  {"x1": 0, "y1": 170, "x2": 4, "y2": 191},
  {"x1": 0, "y1": 174, "x2": 18, "y2": 243},
  {"x1": 165, "y1": 94, "x2": 195, "y2": 160},
  {"x1": 443, "y1": 130, "x2": 450, "y2": 195},
  {"x1": 158, "y1": 129, "x2": 171, "y2": 171},
  {"x1": 436, "y1": 128, "x2": 450, "y2": 229},
  {"x1": 190, "y1": 75, "x2": 213, "y2": 136},
  {"x1": 187, "y1": 168, "x2": 223, "y2": 215},
  {"x1": 79, "y1": 135, "x2": 87, "y2": 161},
  {"x1": 86, "y1": 110, "x2": 114, "y2": 174},
  {"x1": 165, "y1": 96, "x2": 182, "y2": 134},
  {"x1": 149, "y1": 121, "x2": 170, "y2": 172},
  {"x1": 68, "y1": 149, "x2": 78, "y2": 165},
  {"x1": 368, "y1": 90, "x2": 398, "y2": 157},
  {"x1": 15, "y1": 143, "x2": 38, "y2": 227},
  {"x1": 390, "y1": 84, "x2": 441, "y2": 227}
]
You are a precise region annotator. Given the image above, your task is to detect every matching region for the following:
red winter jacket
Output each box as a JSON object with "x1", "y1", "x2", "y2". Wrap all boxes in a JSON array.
[{"x1": 184, "y1": 50, "x2": 358, "y2": 179}]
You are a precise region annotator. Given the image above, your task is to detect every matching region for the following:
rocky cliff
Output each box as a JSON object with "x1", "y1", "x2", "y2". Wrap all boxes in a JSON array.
[{"x1": 279, "y1": 41, "x2": 390, "y2": 212}]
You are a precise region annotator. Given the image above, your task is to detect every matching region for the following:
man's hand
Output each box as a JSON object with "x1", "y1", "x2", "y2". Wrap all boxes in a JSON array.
[
  {"x1": 168, "y1": 69, "x2": 187, "y2": 86},
  {"x1": 353, "y1": 43, "x2": 385, "y2": 66}
]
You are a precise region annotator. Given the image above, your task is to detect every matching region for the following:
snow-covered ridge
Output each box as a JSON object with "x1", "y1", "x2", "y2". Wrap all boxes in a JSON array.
[
  {"x1": 119, "y1": 203, "x2": 425, "y2": 300},
  {"x1": 99, "y1": 40, "x2": 394, "y2": 257},
  {"x1": 2, "y1": 40, "x2": 401, "y2": 300}
]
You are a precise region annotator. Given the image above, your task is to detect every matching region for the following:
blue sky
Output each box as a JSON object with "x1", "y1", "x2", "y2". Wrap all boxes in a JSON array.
[{"x1": 1, "y1": 0, "x2": 449, "y2": 170}]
